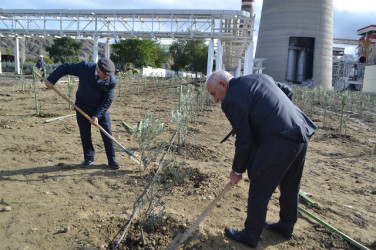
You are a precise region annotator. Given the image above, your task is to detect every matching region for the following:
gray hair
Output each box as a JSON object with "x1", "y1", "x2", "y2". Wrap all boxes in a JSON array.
[{"x1": 206, "y1": 70, "x2": 233, "y2": 86}]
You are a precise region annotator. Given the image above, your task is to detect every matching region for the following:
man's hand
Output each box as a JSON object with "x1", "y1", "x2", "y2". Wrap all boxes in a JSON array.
[
  {"x1": 91, "y1": 116, "x2": 99, "y2": 125},
  {"x1": 45, "y1": 81, "x2": 54, "y2": 89},
  {"x1": 230, "y1": 170, "x2": 242, "y2": 186}
]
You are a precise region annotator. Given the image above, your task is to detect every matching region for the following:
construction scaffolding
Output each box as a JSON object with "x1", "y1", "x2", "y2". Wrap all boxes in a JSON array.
[{"x1": 0, "y1": 8, "x2": 255, "y2": 73}]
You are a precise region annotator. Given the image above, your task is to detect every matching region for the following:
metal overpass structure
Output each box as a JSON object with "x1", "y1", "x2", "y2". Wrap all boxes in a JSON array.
[{"x1": 0, "y1": 8, "x2": 255, "y2": 76}]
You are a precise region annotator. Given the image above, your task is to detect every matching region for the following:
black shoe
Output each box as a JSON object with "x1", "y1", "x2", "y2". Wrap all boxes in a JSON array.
[
  {"x1": 264, "y1": 222, "x2": 293, "y2": 239},
  {"x1": 109, "y1": 161, "x2": 121, "y2": 170},
  {"x1": 80, "y1": 160, "x2": 93, "y2": 167},
  {"x1": 224, "y1": 227, "x2": 258, "y2": 248}
]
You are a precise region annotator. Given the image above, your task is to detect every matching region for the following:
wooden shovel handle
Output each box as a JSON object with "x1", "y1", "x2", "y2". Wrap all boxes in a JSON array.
[
  {"x1": 166, "y1": 182, "x2": 232, "y2": 250},
  {"x1": 33, "y1": 70, "x2": 139, "y2": 161}
]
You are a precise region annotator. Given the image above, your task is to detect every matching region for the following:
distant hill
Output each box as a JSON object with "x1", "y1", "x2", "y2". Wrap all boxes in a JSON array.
[{"x1": 0, "y1": 36, "x2": 106, "y2": 62}]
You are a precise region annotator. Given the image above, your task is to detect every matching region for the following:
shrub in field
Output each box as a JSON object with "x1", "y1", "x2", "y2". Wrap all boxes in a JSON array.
[
  {"x1": 19, "y1": 67, "x2": 26, "y2": 92},
  {"x1": 193, "y1": 81, "x2": 208, "y2": 117},
  {"x1": 171, "y1": 82, "x2": 195, "y2": 146},
  {"x1": 67, "y1": 75, "x2": 73, "y2": 110},
  {"x1": 114, "y1": 128, "x2": 192, "y2": 248},
  {"x1": 116, "y1": 72, "x2": 123, "y2": 97},
  {"x1": 339, "y1": 93, "x2": 347, "y2": 134},
  {"x1": 138, "y1": 159, "x2": 192, "y2": 230},
  {"x1": 322, "y1": 90, "x2": 330, "y2": 128},
  {"x1": 32, "y1": 67, "x2": 40, "y2": 116},
  {"x1": 310, "y1": 89, "x2": 315, "y2": 118},
  {"x1": 134, "y1": 113, "x2": 166, "y2": 172},
  {"x1": 1, "y1": 61, "x2": 59, "y2": 74},
  {"x1": 289, "y1": 85, "x2": 376, "y2": 134},
  {"x1": 1, "y1": 61, "x2": 15, "y2": 72}
]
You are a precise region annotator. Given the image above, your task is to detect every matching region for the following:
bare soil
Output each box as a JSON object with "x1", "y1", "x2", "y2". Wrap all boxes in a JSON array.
[{"x1": 0, "y1": 75, "x2": 375, "y2": 250}]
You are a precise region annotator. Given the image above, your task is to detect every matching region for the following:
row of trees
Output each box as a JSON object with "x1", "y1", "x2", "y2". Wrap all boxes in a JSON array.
[{"x1": 45, "y1": 37, "x2": 209, "y2": 74}]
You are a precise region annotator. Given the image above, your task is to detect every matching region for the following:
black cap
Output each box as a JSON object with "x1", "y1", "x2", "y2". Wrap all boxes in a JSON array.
[{"x1": 97, "y1": 58, "x2": 115, "y2": 75}]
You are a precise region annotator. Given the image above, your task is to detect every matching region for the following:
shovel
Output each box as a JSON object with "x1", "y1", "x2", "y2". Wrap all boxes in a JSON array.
[
  {"x1": 34, "y1": 70, "x2": 140, "y2": 166},
  {"x1": 166, "y1": 182, "x2": 232, "y2": 250}
]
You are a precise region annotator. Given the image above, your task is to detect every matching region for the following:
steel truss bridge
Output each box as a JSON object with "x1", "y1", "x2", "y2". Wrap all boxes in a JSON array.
[{"x1": 0, "y1": 8, "x2": 255, "y2": 75}]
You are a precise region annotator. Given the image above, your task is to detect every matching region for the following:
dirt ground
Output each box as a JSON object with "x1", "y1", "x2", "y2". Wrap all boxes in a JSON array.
[{"x1": 0, "y1": 74, "x2": 375, "y2": 250}]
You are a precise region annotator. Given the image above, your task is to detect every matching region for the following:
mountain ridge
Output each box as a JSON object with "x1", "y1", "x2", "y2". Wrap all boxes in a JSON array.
[{"x1": 0, "y1": 36, "x2": 105, "y2": 62}]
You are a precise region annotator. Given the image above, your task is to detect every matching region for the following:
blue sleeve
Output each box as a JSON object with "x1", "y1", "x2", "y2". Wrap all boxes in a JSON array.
[{"x1": 47, "y1": 62, "x2": 86, "y2": 84}]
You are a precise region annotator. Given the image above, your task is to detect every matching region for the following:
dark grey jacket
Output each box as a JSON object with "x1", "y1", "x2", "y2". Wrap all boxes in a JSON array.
[
  {"x1": 221, "y1": 74, "x2": 317, "y2": 175},
  {"x1": 47, "y1": 61, "x2": 117, "y2": 119},
  {"x1": 36, "y1": 59, "x2": 45, "y2": 69}
]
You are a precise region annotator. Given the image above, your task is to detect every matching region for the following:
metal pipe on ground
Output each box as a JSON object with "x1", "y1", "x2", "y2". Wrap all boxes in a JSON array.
[{"x1": 298, "y1": 206, "x2": 370, "y2": 250}]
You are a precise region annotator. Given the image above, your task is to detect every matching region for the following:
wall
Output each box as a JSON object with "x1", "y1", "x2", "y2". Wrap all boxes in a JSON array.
[
  {"x1": 141, "y1": 66, "x2": 202, "y2": 78},
  {"x1": 362, "y1": 65, "x2": 376, "y2": 93}
]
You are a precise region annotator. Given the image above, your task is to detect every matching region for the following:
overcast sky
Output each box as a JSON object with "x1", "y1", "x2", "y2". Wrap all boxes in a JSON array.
[{"x1": 1, "y1": 0, "x2": 375, "y2": 56}]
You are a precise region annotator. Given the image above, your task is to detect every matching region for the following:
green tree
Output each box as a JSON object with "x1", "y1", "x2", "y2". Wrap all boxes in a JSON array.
[
  {"x1": 169, "y1": 40, "x2": 189, "y2": 73},
  {"x1": 46, "y1": 37, "x2": 83, "y2": 63},
  {"x1": 187, "y1": 40, "x2": 208, "y2": 75},
  {"x1": 154, "y1": 46, "x2": 170, "y2": 69},
  {"x1": 169, "y1": 39, "x2": 208, "y2": 75},
  {"x1": 111, "y1": 39, "x2": 168, "y2": 69}
]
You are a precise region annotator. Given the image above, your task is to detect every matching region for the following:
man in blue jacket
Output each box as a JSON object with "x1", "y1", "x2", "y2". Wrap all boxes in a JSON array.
[
  {"x1": 36, "y1": 55, "x2": 46, "y2": 79},
  {"x1": 45, "y1": 58, "x2": 120, "y2": 170},
  {"x1": 205, "y1": 71, "x2": 317, "y2": 248}
]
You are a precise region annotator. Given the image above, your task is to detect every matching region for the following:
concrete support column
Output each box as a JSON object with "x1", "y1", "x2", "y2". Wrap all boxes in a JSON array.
[
  {"x1": 105, "y1": 38, "x2": 110, "y2": 58},
  {"x1": 0, "y1": 51, "x2": 2, "y2": 75},
  {"x1": 235, "y1": 58, "x2": 242, "y2": 77},
  {"x1": 14, "y1": 36, "x2": 20, "y2": 74},
  {"x1": 244, "y1": 47, "x2": 249, "y2": 75},
  {"x1": 93, "y1": 14, "x2": 99, "y2": 62},
  {"x1": 206, "y1": 39, "x2": 214, "y2": 76},
  {"x1": 247, "y1": 41, "x2": 254, "y2": 74},
  {"x1": 243, "y1": 41, "x2": 254, "y2": 75},
  {"x1": 92, "y1": 36, "x2": 98, "y2": 62},
  {"x1": 215, "y1": 39, "x2": 222, "y2": 71}
]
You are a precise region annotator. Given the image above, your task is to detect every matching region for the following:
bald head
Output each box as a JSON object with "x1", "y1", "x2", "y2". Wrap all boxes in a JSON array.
[{"x1": 205, "y1": 71, "x2": 233, "y2": 103}]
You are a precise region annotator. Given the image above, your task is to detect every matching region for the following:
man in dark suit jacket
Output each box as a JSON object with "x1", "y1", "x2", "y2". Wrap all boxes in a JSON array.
[
  {"x1": 206, "y1": 71, "x2": 317, "y2": 248},
  {"x1": 45, "y1": 58, "x2": 121, "y2": 170}
]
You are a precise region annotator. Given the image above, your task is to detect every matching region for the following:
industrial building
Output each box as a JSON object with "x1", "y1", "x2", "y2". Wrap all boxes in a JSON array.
[
  {"x1": 332, "y1": 24, "x2": 376, "y2": 91},
  {"x1": 255, "y1": 0, "x2": 333, "y2": 89},
  {"x1": 0, "y1": 8, "x2": 255, "y2": 77},
  {"x1": 357, "y1": 25, "x2": 376, "y2": 65}
]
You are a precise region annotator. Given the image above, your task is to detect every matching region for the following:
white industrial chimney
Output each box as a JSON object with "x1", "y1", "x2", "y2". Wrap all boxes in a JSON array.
[
  {"x1": 255, "y1": 0, "x2": 333, "y2": 88},
  {"x1": 241, "y1": 0, "x2": 254, "y2": 15}
]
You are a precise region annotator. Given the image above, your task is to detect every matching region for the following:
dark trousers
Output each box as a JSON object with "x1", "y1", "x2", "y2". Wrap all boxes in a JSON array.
[
  {"x1": 38, "y1": 68, "x2": 46, "y2": 82},
  {"x1": 41, "y1": 68, "x2": 46, "y2": 78},
  {"x1": 244, "y1": 134, "x2": 308, "y2": 239},
  {"x1": 76, "y1": 110, "x2": 116, "y2": 164}
]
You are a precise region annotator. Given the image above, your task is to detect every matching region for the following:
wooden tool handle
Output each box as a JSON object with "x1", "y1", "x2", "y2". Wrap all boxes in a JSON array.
[
  {"x1": 33, "y1": 70, "x2": 139, "y2": 162},
  {"x1": 166, "y1": 182, "x2": 232, "y2": 250}
]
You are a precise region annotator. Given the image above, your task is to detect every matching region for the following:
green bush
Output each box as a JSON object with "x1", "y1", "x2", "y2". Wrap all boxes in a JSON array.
[{"x1": 1, "y1": 61, "x2": 60, "y2": 74}]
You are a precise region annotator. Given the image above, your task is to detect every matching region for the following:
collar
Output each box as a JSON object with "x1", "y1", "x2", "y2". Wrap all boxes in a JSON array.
[
  {"x1": 228, "y1": 77, "x2": 234, "y2": 88},
  {"x1": 97, "y1": 74, "x2": 110, "y2": 85}
]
